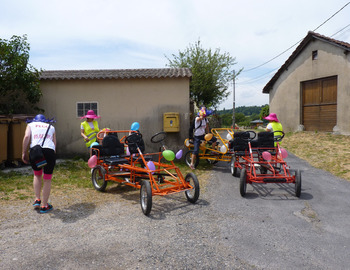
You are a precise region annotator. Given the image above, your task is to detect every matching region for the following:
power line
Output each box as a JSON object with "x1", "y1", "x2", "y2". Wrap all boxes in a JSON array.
[
  {"x1": 313, "y1": 2, "x2": 350, "y2": 32},
  {"x1": 331, "y1": 23, "x2": 350, "y2": 37},
  {"x1": 237, "y1": 68, "x2": 279, "y2": 85},
  {"x1": 242, "y1": 1, "x2": 350, "y2": 73},
  {"x1": 242, "y1": 40, "x2": 302, "y2": 73}
]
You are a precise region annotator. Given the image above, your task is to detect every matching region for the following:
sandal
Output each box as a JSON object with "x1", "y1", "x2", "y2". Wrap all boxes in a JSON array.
[{"x1": 189, "y1": 164, "x2": 195, "y2": 170}]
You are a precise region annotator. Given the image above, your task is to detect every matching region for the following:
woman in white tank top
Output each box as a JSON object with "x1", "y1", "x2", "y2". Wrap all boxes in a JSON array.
[{"x1": 22, "y1": 114, "x2": 56, "y2": 213}]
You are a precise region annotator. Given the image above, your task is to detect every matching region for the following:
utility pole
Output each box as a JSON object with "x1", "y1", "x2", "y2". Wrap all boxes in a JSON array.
[{"x1": 232, "y1": 70, "x2": 235, "y2": 129}]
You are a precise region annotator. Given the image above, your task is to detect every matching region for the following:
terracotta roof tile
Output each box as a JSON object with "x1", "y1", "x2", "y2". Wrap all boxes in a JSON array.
[
  {"x1": 40, "y1": 68, "x2": 192, "y2": 80},
  {"x1": 262, "y1": 31, "x2": 350, "y2": 93}
]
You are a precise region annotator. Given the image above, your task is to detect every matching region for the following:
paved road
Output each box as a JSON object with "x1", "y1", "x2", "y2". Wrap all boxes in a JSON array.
[
  {"x1": 207, "y1": 153, "x2": 350, "y2": 269},
  {"x1": 1, "y1": 153, "x2": 350, "y2": 269}
]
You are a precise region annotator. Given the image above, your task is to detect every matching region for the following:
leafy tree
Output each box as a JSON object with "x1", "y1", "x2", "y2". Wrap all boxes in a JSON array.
[
  {"x1": 250, "y1": 113, "x2": 260, "y2": 121},
  {"x1": 0, "y1": 35, "x2": 41, "y2": 115},
  {"x1": 259, "y1": 104, "x2": 269, "y2": 120},
  {"x1": 220, "y1": 113, "x2": 232, "y2": 126},
  {"x1": 166, "y1": 40, "x2": 241, "y2": 108},
  {"x1": 235, "y1": 112, "x2": 246, "y2": 124}
]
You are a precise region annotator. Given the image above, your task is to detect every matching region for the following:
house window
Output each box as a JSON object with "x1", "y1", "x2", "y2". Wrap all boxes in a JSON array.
[
  {"x1": 77, "y1": 102, "x2": 98, "y2": 118},
  {"x1": 312, "y1": 50, "x2": 318, "y2": 60}
]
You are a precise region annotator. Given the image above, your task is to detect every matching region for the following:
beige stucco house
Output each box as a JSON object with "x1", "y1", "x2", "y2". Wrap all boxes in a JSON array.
[
  {"x1": 263, "y1": 31, "x2": 350, "y2": 135},
  {"x1": 39, "y1": 68, "x2": 192, "y2": 157}
]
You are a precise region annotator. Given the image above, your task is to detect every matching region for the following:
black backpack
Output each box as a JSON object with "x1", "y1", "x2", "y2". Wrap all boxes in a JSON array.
[{"x1": 189, "y1": 118, "x2": 205, "y2": 139}]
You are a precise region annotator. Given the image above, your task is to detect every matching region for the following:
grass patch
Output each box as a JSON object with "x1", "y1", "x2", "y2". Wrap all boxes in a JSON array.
[
  {"x1": 0, "y1": 171, "x2": 32, "y2": 200},
  {"x1": 54, "y1": 159, "x2": 92, "y2": 189},
  {"x1": 0, "y1": 159, "x2": 92, "y2": 201},
  {"x1": 0, "y1": 158, "x2": 213, "y2": 202},
  {"x1": 281, "y1": 131, "x2": 350, "y2": 181}
]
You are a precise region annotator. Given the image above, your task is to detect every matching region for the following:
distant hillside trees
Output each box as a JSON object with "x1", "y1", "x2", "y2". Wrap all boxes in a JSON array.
[
  {"x1": 217, "y1": 104, "x2": 269, "y2": 127},
  {"x1": 218, "y1": 105, "x2": 266, "y2": 116}
]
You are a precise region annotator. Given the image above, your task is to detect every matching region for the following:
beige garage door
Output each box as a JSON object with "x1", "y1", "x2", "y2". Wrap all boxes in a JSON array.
[{"x1": 302, "y1": 76, "x2": 337, "y2": 131}]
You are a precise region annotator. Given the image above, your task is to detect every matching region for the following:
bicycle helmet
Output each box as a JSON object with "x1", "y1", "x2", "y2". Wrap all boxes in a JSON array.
[{"x1": 33, "y1": 114, "x2": 46, "y2": 122}]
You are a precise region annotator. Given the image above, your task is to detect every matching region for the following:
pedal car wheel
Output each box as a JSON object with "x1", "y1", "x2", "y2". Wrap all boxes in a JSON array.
[
  {"x1": 185, "y1": 173, "x2": 200, "y2": 203},
  {"x1": 185, "y1": 150, "x2": 199, "y2": 168},
  {"x1": 91, "y1": 166, "x2": 107, "y2": 192},
  {"x1": 295, "y1": 169, "x2": 302, "y2": 197},
  {"x1": 240, "y1": 168, "x2": 247, "y2": 197},
  {"x1": 230, "y1": 156, "x2": 239, "y2": 177},
  {"x1": 140, "y1": 180, "x2": 152, "y2": 216}
]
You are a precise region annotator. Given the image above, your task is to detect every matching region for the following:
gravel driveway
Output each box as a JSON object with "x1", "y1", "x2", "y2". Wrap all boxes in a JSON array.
[{"x1": 1, "y1": 153, "x2": 350, "y2": 270}]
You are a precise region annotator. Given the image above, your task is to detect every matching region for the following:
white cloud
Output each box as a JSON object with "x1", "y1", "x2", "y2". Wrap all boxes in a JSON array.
[{"x1": 2, "y1": 0, "x2": 350, "y2": 108}]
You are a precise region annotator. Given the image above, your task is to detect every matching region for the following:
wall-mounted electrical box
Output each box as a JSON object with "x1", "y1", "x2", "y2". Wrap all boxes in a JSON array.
[{"x1": 163, "y1": 112, "x2": 180, "y2": 132}]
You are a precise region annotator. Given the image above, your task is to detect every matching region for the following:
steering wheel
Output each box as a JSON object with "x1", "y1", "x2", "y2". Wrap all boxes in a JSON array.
[
  {"x1": 151, "y1": 132, "x2": 167, "y2": 144},
  {"x1": 273, "y1": 130, "x2": 285, "y2": 142},
  {"x1": 239, "y1": 130, "x2": 256, "y2": 142},
  {"x1": 125, "y1": 132, "x2": 142, "y2": 145}
]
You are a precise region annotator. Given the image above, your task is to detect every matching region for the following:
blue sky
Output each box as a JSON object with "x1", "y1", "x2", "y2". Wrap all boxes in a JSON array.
[{"x1": 1, "y1": 0, "x2": 350, "y2": 109}]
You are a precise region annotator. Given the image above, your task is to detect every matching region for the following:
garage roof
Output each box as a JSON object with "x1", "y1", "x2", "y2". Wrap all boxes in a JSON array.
[{"x1": 40, "y1": 68, "x2": 192, "y2": 80}]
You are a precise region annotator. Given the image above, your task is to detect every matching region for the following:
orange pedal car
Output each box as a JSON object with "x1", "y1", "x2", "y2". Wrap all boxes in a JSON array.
[{"x1": 89, "y1": 130, "x2": 200, "y2": 216}]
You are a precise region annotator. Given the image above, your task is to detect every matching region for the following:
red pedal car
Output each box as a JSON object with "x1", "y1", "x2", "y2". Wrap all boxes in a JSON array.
[{"x1": 230, "y1": 130, "x2": 301, "y2": 197}]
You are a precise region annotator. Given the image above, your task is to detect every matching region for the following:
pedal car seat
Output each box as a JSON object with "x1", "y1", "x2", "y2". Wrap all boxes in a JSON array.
[
  {"x1": 125, "y1": 132, "x2": 153, "y2": 163},
  {"x1": 99, "y1": 133, "x2": 124, "y2": 156},
  {"x1": 230, "y1": 132, "x2": 249, "y2": 155},
  {"x1": 99, "y1": 134, "x2": 131, "y2": 165},
  {"x1": 126, "y1": 132, "x2": 145, "y2": 154},
  {"x1": 257, "y1": 132, "x2": 274, "y2": 148}
]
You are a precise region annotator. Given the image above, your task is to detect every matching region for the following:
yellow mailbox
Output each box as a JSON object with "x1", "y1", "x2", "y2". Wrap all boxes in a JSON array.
[{"x1": 163, "y1": 112, "x2": 180, "y2": 132}]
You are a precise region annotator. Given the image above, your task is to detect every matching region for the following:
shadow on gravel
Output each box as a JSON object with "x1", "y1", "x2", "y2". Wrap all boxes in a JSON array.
[
  {"x1": 105, "y1": 183, "x2": 136, "y2": 194},
  {"x1": 103, "y1": 184, "x2": 140, "y2": 203},
  {"x1": 147, "y1": 196, "x2": 210, "y2": 220},
  {"x1": 210, "y1": 162, "x2": 230, "y2": 173},
  {"x1": 50, "y1": 203, "x2": 96, "y2": 223},
  {"x1": 242, "y1": 183, "x2": 313, "y2": 200}
]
